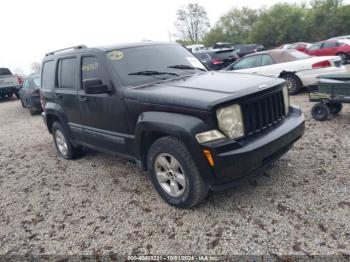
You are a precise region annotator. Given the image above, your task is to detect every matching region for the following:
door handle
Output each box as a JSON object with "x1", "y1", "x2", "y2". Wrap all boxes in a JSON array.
[{"x1": 78, "y1": 96, "x2": 88, "y2": 102}]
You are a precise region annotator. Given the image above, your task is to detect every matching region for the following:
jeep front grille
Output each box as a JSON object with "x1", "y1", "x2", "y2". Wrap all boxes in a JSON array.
[{"x1": 241, "y1": 90, "x2": 287, "y2": 136}]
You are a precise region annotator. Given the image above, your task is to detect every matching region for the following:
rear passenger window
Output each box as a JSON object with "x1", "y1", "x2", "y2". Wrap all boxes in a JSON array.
[
  {"x1": 58, "y1": 58, "x2": 77, "y2": 89},
  {"x1": 81, "y1": 56, "x2": 102, "y2": 84},
  {"x1": 41, "y1": 60, "x2": 55, "y2": 89},
  {"x1": 261, "y1": 55, "x2": 274, "y2": 66}
]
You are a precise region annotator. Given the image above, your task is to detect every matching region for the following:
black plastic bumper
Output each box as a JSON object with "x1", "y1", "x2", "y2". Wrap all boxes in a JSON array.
[{"x1": 203, "y1": 106, "x2": 305, "y2": 191}]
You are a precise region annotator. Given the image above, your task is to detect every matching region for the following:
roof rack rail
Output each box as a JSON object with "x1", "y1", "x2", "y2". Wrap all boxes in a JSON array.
[{"x1": 45, "y1": 45, "x2": 87, "y2": 56}]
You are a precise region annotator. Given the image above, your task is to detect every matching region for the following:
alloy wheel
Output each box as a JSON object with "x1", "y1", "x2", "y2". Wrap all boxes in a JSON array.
[
  {"x1": 54, "y1": 129, "x2": 68, "y2": 156},
  {"x1": 285, "y1": 76, "x2": 297, "y2": 91},
  {"x1": 154, "y1": 153, "x2": 187, "y2": 197}
]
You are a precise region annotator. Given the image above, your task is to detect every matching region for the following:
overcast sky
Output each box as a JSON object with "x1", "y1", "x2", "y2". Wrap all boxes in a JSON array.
[{"x1": 1, "y1": 0, "x2": 349, "y2": 74}]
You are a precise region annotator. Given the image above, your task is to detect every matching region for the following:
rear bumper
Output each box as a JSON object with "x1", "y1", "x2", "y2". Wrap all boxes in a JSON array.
[{"x1": 202, "y1": 106, "x2": 305, "y2": 190}]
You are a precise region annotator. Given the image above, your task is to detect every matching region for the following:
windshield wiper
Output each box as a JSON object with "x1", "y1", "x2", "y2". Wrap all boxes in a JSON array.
[
  {"x1": 128, "y1": 70, "x2": 180, "y2": 77},
  {"x1": 167, "y1": 64, "x2": 206, "y2": 72}
]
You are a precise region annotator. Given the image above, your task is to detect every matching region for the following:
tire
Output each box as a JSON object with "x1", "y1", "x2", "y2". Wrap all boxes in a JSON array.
[
  {"x1": 147, "y1": 136, "x2": 209, "y2": 208},
  {"x1": 311, "y1": 103, "x2": 330, "y2": 121},
  {"x1": 338, "y1": 53, "x2": 348, "y2": 64},
  {"x1": 52, "y1": 121, "x2": 81, "y2": 160},
  {"x1": 327, "y1": 102, "x2": 343, "y2": 114},
  {"x1": 6, "y1": 93, "x2": 13, "y2": 99},
  {"x1": 281, "y1": 74, "x2": 302, "y2": 95},
  {"x1": 29, "y1": 108, "x2": 37, "y2": 115}
]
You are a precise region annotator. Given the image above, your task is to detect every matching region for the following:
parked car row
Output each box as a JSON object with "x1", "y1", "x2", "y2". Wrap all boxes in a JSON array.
[
  {"x1": 225, "y1": 49, "x2": 346, "y2": 95},
  {"x1": 6, "y1": 41, "x2": 348, "y2": 207}
]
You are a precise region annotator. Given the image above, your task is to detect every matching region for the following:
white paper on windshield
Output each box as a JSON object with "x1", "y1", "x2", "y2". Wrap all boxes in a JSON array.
[{"x1": 186, "y1": 57, "x2": 205, "y2": 69}]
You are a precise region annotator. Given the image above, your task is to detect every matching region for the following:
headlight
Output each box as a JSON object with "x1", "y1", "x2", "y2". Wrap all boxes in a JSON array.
[
  {"x1": 196, "y1": 130, "x2": 225, "y2": 144},
  {"x1": 216, "y1": 104, "x2": 244, "y2": 139},
  {"x1": 282, "y1": 86, "x2": 290, "y2": 114}
]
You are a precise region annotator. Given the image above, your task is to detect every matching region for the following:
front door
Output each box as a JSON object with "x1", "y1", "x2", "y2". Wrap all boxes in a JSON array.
[{"x1": 77, "y1": 55, "x2": 128, "y2": 154}]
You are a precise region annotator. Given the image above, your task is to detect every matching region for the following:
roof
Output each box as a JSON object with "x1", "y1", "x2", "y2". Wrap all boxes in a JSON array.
[
  {"x1": 44, "y1": 41, "x2": 178, "y2": 58},
  {"x1": 245, "y1": 49, "x2": 305, "y2": 63}
]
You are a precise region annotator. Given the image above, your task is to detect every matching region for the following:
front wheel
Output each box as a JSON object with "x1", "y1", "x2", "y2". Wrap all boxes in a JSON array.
[
  {"x1": 281, "y1": 74, "x2": 302, "y2": 95},
  {"x1": 327, "y1": 102, "x2": 343, "y2": 114},
  {"x1": 147, "y1": 136, "x2": 208, "y2": 208},
  {"x1": 311, "y1": 103, "x2": 330, "y2": 121}
]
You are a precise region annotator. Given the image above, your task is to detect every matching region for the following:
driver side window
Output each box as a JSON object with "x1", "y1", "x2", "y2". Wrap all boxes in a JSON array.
[{"x1": 233, "y1": 55, "x2": 260, "y2": 70}]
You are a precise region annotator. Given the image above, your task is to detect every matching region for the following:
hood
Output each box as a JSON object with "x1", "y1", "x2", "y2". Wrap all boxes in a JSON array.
[{"x1": 123, "y1": 71, "x2": 285, "y2": 111}]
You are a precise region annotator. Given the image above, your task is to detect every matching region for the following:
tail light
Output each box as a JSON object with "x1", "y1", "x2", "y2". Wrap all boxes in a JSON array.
[
  {"x1": 312, "y1": 60, "x2": 331, "y2": 69},
  {"x1": 211, "y1": 59, "x2": 224, "y2": 65},
  {"x1": 40, "y1": 92, "x2": 46, "y2": 110}
]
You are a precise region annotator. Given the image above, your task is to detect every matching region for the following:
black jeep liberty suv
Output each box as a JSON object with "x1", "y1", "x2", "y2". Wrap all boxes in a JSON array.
[{"x1": 40, "y1": 42, "x2": 305, "y2": 208}]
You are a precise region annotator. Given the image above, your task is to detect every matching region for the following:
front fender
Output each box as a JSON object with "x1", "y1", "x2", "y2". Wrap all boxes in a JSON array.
[{"x1": 134, "y1": 111, "x2": 216, "y2": 183}]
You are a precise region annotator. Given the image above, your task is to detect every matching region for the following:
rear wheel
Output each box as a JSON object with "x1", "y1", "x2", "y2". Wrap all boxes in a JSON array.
[
  {"x1": 52, "y1": 122, "x2": 81, "y2": 159},
  {"x1": 338, "y1": 53, "x2": 348, "y2": 64},
  {"x1": 327, "y1": 102, "x2": 343, "y2": 114},
  {"x1": 311, "y1": 103, "x2": 330, "y2": 121},
  {"x1": 281, "y1": 74, "x2": 302, "y2": 95},
  {"x1": 147, "y1": 136, "x2": 208, "y2": 208},
  {"x1": 29, "y1": 108, "x2": 37, "y2": 115},
  {"x1": 6, "y1": 93, "x2": 13, "y2": 99}
]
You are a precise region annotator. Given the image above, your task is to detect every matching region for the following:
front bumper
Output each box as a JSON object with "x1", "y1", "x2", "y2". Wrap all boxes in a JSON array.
[{"x1": 202, "y1": 106, "x2": 305, "y2": 191}]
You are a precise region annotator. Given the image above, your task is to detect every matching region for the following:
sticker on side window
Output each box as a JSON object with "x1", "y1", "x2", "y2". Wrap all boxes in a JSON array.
[
  {"x1": 107, "y1": 51, "x2": 124, "y2": 60},
  {"x1": 186, "y1": 57, "x2": 205, "y2": 69}
]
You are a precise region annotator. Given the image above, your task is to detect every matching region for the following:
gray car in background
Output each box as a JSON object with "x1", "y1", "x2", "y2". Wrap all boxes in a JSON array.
[{"x1": 19, "y1": 73, "x2": 42, "y2": 115}]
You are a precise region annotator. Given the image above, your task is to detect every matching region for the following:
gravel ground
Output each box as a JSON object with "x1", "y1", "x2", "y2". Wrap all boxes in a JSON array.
[{"x1": 0, "y1": 91, "x2": 350, "y2": 257}]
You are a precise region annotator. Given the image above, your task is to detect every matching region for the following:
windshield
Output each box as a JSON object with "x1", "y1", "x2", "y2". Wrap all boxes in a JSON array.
[
  {"x1": 287, "y1": 50, "x2": 310, "y2": 59},
  {"x1": 106, "y1": 44, "x2": 206, "y2": 86}
]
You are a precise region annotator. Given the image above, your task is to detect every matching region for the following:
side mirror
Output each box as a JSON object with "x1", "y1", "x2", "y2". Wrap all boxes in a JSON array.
[{"x1": 83, "y1": 79, "x2": 109, "y2": 94}]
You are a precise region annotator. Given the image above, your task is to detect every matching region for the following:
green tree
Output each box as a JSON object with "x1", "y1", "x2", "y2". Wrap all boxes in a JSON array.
[
  {"x1": 250, "y1": 3, "x2": 308, "y2": 47},
  {"x1": 307, "y1": 0, "x2": 344, "y2": 40},
  {"x1": 203, "y1": 7, "x2": 258, "y2": 47},
  {"x1": 175, "y1": 3, "x2": 210, "y2": 44}
]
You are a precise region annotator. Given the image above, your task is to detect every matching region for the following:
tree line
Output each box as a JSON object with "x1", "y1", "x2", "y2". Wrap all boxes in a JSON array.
[{"x1": 175, "y1": 0, "x2": 350, "y2": 48}]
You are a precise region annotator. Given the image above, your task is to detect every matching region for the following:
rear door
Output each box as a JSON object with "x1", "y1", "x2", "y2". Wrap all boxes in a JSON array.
[
  {"x1": 320, "y1": 41, "x2": 338, "y2": 56},
  {"x1": 77, "y1": 54, "x2": 128, "y2": 154},
  {"x1": 54, "y1": 57, "x2": 82, "y2": 137}
]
